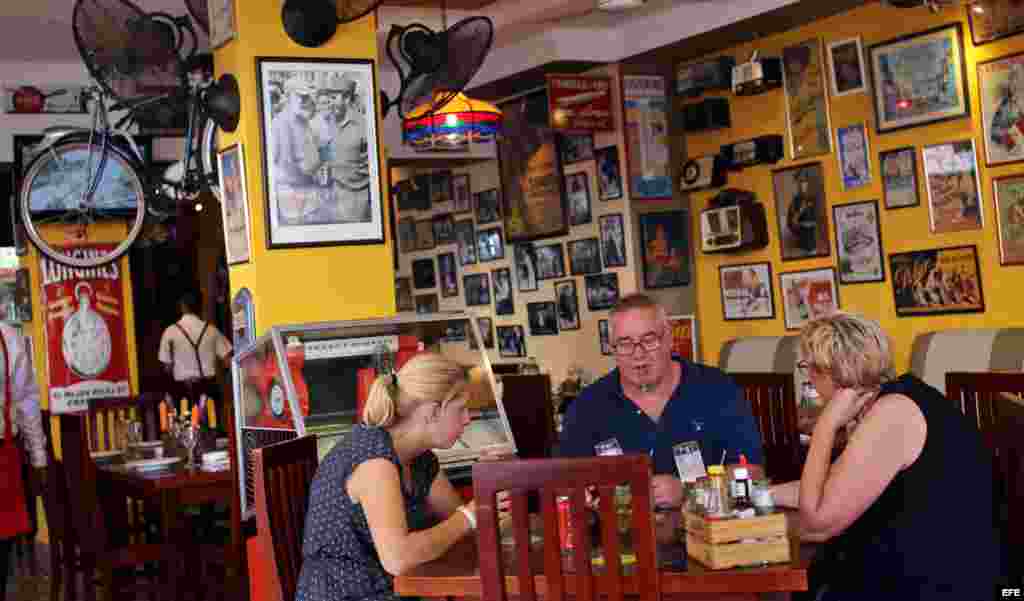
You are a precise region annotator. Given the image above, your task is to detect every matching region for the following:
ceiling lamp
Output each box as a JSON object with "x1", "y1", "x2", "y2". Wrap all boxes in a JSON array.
[{"x1": 402, "y1": 91, "x2": 503, "y2": 152}]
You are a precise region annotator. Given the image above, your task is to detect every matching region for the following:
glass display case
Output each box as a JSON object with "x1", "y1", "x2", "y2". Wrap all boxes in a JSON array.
[{"x1": 232, "y1": 312, "x2": 516, "y2": 517}]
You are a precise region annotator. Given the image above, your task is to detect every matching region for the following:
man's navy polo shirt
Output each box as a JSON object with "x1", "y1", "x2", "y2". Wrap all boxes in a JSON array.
[{"x1": 558, "y1": 358, "x2": 764, "y2": 474}]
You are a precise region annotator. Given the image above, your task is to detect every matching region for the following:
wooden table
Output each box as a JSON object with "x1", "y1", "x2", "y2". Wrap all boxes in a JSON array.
[{"x1": 394, "y1": 511, "x2": 812, "y2": 600}]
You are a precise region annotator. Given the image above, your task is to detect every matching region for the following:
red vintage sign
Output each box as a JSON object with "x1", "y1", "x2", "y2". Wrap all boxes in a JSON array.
[
  {"x1": 668, "y1": 315, "x2": 698, "y2": 362},
  {"x1": 546, "y1": 75, "x2": 614, "y2": 131},
  {"x1": 41, "y1": 245, "x2": 131, "y2": 413}
]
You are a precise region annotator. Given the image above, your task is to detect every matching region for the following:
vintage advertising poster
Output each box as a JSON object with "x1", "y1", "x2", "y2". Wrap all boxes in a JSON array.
[
  {"x1": 836, "y1": 123, "x2": 871, "y2": 190},
  {"x1": 499, "y1": 93, "x2": 568, "y2": 242},
  {"x1": 992, "y1": 175, "x2": 1024, "y2": 265},
  {"x1": 880, "y1": 147, "x2": 919, "y2": 209},
  {"x1": 779, "y1": 268, "x2": 840, "y2": 331},
  {"x1": 783, "y1": 39, "x2": 832, "y2": 159},
  {"x1": 546, "y1": 75, "x2": 613, "y2": 131},
  {"x1": 833, "y1": 200, "x2": 885, "y2": 284},
  {"x1": 889, "y1": 245, "x2": 984, "y2": 316},
  {"x1": 719, "y1": 263, "x2": 775, "y2": 321},
  {"x1": 622, "y1": 75, "x2": 672, "y2": 199},
  {"x1": 772, "y1": 162, "x2": 830, "y2": 261},
  {"x1": 922, "y1": 139, "x2": 983, "y2": 233},
  {"x1": 978, "y1": 52, "x2": 1024, "y2": 166},
  {"x1": 41, "y1": 245, "x2": 130, "y2": 413},
  {"x1": 667, "y1": 315, "x2": 698, "y2": 361},
  {"x1": 968, "y1": 0, "x2": 1024, "y2": 45}
]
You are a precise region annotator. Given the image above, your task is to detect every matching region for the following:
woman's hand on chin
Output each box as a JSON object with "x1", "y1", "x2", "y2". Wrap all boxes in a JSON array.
[{"x1": 818, "y1": 387, "x2": 877, "y2": 432}]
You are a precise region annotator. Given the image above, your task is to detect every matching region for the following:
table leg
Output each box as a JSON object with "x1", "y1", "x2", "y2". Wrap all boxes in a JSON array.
[{"x1": 160, "y1": 490, "x2": 183, "y2": 601}]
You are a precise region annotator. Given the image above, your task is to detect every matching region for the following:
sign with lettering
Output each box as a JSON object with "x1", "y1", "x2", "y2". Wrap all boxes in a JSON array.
[
  {"x1": 41, "y1": 245, "x2": 131, "y2": 413},
  {"x1": 667, "y1": 314, "x2": 698, "y2": 361},
  {"x1": 545, "y1": 75, "x2": 613, "y2": 131}
]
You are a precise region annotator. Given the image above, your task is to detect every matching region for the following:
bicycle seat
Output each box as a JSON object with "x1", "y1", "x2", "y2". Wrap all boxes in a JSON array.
[{"x1": 109, "y1": 94, "x2": 170, "y2": 113}]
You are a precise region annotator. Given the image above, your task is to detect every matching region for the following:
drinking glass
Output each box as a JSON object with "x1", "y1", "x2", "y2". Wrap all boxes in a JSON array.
[
  {"x1": 127, "y1": 420, "x2": 144, "y2": 446},
  {"x1": 179, "y1": 423, "x2": 199, "y2": 470}
]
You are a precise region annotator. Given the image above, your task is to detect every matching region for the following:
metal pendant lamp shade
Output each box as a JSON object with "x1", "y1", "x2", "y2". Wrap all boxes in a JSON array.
[
  {"x1": 402, "y1": 91, "x2": 502, "y2": 151},
  {"x1": 282, "y1": 0, "x2": 339, "y2": 48},
  {"x1": 204, "y1": 73, "x2": 241, "y2": 132}
]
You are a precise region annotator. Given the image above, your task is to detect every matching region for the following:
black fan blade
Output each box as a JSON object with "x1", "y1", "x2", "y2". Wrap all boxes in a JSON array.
[
  {"x1": 185, "y1": 0, "x2": 210, "y2": 34},
  {"x1": 401, "y1": 27, "x2": 444, "y2": 75},
  {"x1": 437, "y1": 16, "x2": 493, "y2": 98},
  {"x1": 336, "y1": 0, "x2": 384, "y2": 23},
  {"x1": 400, "y1": 72, "x2": 443, "y2": 118}
]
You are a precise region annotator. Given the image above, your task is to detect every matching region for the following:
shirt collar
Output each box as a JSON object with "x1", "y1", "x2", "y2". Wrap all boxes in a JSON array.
[{"x1": 611, "y1": 356, "x2": 688, "y2": 406}]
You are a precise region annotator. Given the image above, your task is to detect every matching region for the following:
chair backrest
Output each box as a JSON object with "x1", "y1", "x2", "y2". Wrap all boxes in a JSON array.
[
  {"x1": 473, "y1": 455, "x2": 659, "y2": 601},
  {"x1": 87, "y1": 393, "x2": 162, "y2": 452},
  {"x1": 58, "y1": 412, "x2": 108, "y2": 555},
  {"x1": 912, "y1": 329, "x2": 1024, "y2": 394},
  {"x1": 729, "y1": 372, "x2": 800, "y2": 482},
  {"x1": 500, "y1": 374, "x2": 555, "y2": 459},
  {"x1": 253, "y1": 434, "x2": 319, "y2": 601}
]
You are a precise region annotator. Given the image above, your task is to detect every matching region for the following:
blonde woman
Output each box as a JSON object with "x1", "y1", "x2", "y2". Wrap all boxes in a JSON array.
[
  {"x1": 295, "y1": 353, "x2": 478, "y2": 601},
  {"x1": 771, "y1": 313, "x2": 1001, "y2": 600}
]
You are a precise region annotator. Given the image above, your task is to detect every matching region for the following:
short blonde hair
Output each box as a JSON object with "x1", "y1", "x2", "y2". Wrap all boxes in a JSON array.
[
  {"x1": 362, "y1": 352, "x2": 468, "y2": 428},
  {"x1": 800, "y1": 312, "x2": 895, "y2": 389}
]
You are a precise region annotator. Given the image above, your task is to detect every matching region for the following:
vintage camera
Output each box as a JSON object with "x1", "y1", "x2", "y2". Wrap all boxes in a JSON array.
[
  {"x1": 732, "y1": 51, "x2": 782, "y2": 96},
  {"x1": 720, "y1": 135, "x2": 784, "y2": 170},
  {"x1": 676, "y1": 56, "x2": 736, "y2": 98},
  {"x1": 682, "y1": 97, "x2": 730, "y2": 132},
  {"x1": 680, "y1": 154, "x2": 726, "y2": 192},
  {"x1": 700, "y1": 188, "x2": 769, "y2": 254}
]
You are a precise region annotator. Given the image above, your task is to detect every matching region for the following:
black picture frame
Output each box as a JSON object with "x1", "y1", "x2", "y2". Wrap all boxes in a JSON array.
[
  {"x1": 598, "y1": 319, "x2": 612, "y2": 355},
  {"x1": 454, "y1": 219, "x2": 477, "y2": 265},
  {"x1": 395, "y1": 277, "x2": 414, "y2": 311},
  {"x1": 432, "y1": 213, "x2": 456, "y2": 245},
  {"x1": 451, "y1": 173, "x2": 471, "y2": 214},
  {"x1": 415, "y1": 219, "x2": 436, "y2": 250},
  {"x1": 496, "y1": 325, "x2": 527, "y2": 358},
  {"x1": 888, "y1": 245, "x2": 985, "y2": 317},
  {"x1": 515, "y1": 243, "x2": 539, "y2": 292},
  {"x1": 595, "y1": 146, "x2": 624, "y2": 201},
  {"x1": 638, "y1": 210, "x2": 690, "y2": 288},
  {"x1": 415, "y1": 293, "x2": 438, "y2": 314},
  {"x1": 718, "y1": 262, "x2": 776, "y2": 321},
  {"x1": 474, "y1": 188, "x2": 502, "y2": 225},
  {"x1": 491, "y1": 267, "x2": 515, "y2": 315},
  {"x1": 431, "y1": 170, "x2": 452, "y2": 204},
  {"x1": 464, "y1": 273, "x2": 491, "y2": 306},
  {"x1": 567, "y1": 238, "x2": 602, "y2": 275},
  {"x1": 566, "y1": 172, "x2": 592, "y2": 226},
  {"x1": 879, "y1": 147, "x2": 920, "y2": 210},
  {"x1": 968, "y1": 0, "x2": 1024, "y2": 46},
  {"x1": 599, "y1": 213, "x2": 627, "y2": 267},
  {"x1": 772, "y1": 162, "x2": 831, "y2": 261},
  {"x1": 554, "y1": 279, "x2": 581, "y2": 331},
  {"x1": 412, "y1": 258, "x2": 436, "y2": 289},
  {"x1": 559, "y1": 132, "x2": 595, "y2": 165},
  {"x1": 477, "y1": 227, "x2": 505, "y2": 262},
  {"x1": 437, "y1": 252, "x2": 459, "y2": 298},
  {"x1": 535, "y1": 243, "x2": 566, "y2": 280},
  {"x1": 470, "y1": 316, "x2": 495, "y2": 350},
  {"x1": 409, "y1": 173, "x2": 431, "y2": 210},
  {"x1": 527, "y1": 301, "x2": 559, "y2": 336},
  {"x1": 585, "y1": 272, "x2": 620, "y2": 311},
  {"x1": 398, "y1": 217, "x2": 416, "y2": 253},
  {"x1": 833, "y1": 200, "x2": 886, "y2": 284},
  {"x1": 444, "y1": 319, "x2": 468, "y2": 342}
]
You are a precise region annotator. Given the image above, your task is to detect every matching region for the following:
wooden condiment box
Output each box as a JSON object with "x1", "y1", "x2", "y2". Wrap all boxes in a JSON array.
[{"x1": 682, "y1": 510, "x2": 791, "y2": 569}]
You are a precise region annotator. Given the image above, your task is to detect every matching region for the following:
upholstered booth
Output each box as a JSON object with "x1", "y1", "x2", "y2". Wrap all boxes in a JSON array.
[
  {"x1": 909, "y1": 328, "x2": 1024, "y2": 394},
  {"x1": 718, "y1": 335, "x2": 802, "y2": 387}
]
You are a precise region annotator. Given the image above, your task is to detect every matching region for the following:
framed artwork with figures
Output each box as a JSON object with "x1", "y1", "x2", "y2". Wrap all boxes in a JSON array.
[
  {"x1": 922, "y1": 139, "x2": 983, "y2": 233},
  {"x1": 993, "y1": 174, "x2": 1024, "y2": 265},
  {"x1": 968, "y1": 0, "x2": 1024, "y2": 45},
  {"x1": 772, "y1": 162, "x2": 830, "y2": 261},
  {"x1": 782, "y1": 38, "x2": 832, "y2": 159},
  {"x1": 880, "y1": 147, "x2": 919, "y2": 209},
  {"x1": 978, "y1": 52, "x2": 1024, "y2": 166}
]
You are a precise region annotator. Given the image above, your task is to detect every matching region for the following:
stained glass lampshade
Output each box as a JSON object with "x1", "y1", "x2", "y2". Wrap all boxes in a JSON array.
[{"x1": 402, "y1": 92, "x2": 503, "y2": 152}]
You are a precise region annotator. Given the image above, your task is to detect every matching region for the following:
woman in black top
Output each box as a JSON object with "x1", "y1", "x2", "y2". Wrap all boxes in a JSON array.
[
  {"x1": 295, "y1": 352, "x2": 480, "y2": 601},
  {"x1": 772, "y1": 312, "x2": 1002, "y2": 600}
]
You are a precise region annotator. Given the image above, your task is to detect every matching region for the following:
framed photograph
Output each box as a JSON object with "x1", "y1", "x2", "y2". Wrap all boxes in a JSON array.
[
  {"x1": 395, "y1": 277, "x2": 413, "y2": 311},
  {"x1": 474, "y1": 188, "x2": 502, "y2": 224},
  {"x1": 827, "y1": 37, "x2": 868, "y2": 97},
  {"x1": 397, "y1": 217, "x2": 416, "y2": 253},
  {"x1": 13, "y1": 268, "x2": 31, "y2": 322},
  {"x1": 585, "y1": 272, "x2": 620, "y2": 311},
  {"x1": 782, "y1": 38, "x2": 832, "y2": 159},
  {"x1": 622, "y1": 75, "x2": 673, "y2": 199},
  {"x1": 451, "y1": 173, "x2": 471, "y2": 213},
  {"x1": 207, "y1": 0, "x2": 237, "y2": 49},
  {"x1": 431, "y1": 170, "x2": 452, "y2": 205},
  {"x1": 667, "y1": 315, "x2": 699, "y2": 361},
  {"x1": 464, "y1": 273, "x2": 491, "y2": 307},
  {"x1": 498, "y1": 92, "x2": 568, "y2": 243},
  {"x1": 515, "y1": 243, "x2": 539, "y2": 292},
  {"x1": 833, "y1": 200, "x2": 885, "y2": 284},
  {"x1": 217, "y1": 143, "x2": 252, "y2": 265},
  {"x1": 469, "y1": 317, "x2": 495, "y2": 350},
  {"x1": 554, "y1": 280, "x2": 581, "y2": 331},
  {"x1": 412, "y1": 258, "x2": 436, "y2": 290},
  {"x1": 527, "y1": 302, "x2": 559, "y2": 336},
  {"x1": 772, "y1": 162, "x2": 830, "y2": 261},
  {"x1": 566, "y1": 172, "x2": 592, "y2": 226},
  {"x1": 880, "y1": 147, "x2": 920, "y2": 209},
  {"x1": 639, "y1": 211, "x2": 690, "y2": 289},
  {"x1": 978, "y1": 52, "x2": 1024, "y2": 166},
  {"x1": 415, "y1": 219, "x2": 436, "y2": 250},
  {"x1": 889, "y1": 245, "x2": 984, "y2": 316},
  {"x1": 257, "y1": 58, "x2": 383, "y2": 248},
  {"x1": 595, "y1": 146, "x2": 624, "y2": 201},
  {"x1": 779, "y1": 267, "x2": 840, "y2": 331},
  {"x1": 568, "y1": 238, "x2": 602, "y2": 275},
  {"x1": 836, "y1": 123, "x2": 871, "y2": 190},
  {"x1": 432, "y1": 213, "x2": 455, "y2": 245},
  {"x1": 409, "y1": 174, "x2": 431, "y2": 210},
  {"x1": 477, "y1": 227, "x2": 505, "y2": 262},
  {"x1": 437, "y1": 252, "x2": 459, "y2": 298},
  {"x1": 598, "y1": 319, "x2": 612, "y2": 356},
  {"x1": 868, "y1": 24, "x2": 969, "y2": 134},
  {"x1": 444, "y1": 320, "x2": 468, "y2": 343},
  {"x1": 921, "y1": 139, "x2": 983, "y2": 233},
  {"x1": 992, "y1": 175, "x2": 1024, "y2": 265},
  {"x1": 496, "y1": 325, "x2": 527, "y2": 358},
  {"x1": 719, "y1": 263, "x2": 775, "y2": 321},
  {"x1": 968, "y1": 0, "x2": 1024, "y2": 45},
  {"x1": 560, "y1": 133, "x2": 595, "y2": 165},
  {"x1": 599, "y1": 214, "x2": 628, "y2": 267},
  {"x1": 454, "y1": 219, "x2": 477, "y2": 265},
  {"x1": 415, "y1": 294, "x2": 438, "y2": 315},
  {"x1": 492, "y1": 267, "x2": 515, "y2": 315},
  {"x1": 535, "y1": 243, "x2": 566, "y2": 280}
]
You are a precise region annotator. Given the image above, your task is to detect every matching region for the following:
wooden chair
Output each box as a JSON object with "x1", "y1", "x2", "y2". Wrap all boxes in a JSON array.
[
  {"x1": 473, "y1": 455, "x2": 659, "y2": 601},
  {"x1": 253, "y1": 434, "x2": 319, "y2": 601},
  {"x1": 58, "y1": 412, "x2": 183, "y2": 601},
  {"x1": 946, "y1": 371, "x2": 1024, "y2": 584},
  {"x1": 38, "y1": 410, "x2": 81, "y2": 601},
  {"x1": 500, "y1": 374, "x2": 556, "y2": 460},
  {"x1": 729, "y1": 372, "x2": 801, "y2": 482}
]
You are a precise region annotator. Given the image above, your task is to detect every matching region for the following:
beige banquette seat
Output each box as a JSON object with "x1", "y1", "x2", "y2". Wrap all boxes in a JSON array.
[{"x1": 909, "y1": 328, "x2": 1024, "y2": 394}]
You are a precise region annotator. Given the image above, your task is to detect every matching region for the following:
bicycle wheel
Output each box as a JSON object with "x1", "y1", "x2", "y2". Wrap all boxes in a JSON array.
[
  {"x1": 199, "y1": 116, "x2": 219, "y2": 200},
  {"x1": 20, "y1": 135, "x2": 147, "y2": 268}
]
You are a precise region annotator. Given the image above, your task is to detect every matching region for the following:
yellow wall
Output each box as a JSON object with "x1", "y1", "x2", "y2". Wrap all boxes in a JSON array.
[
  {"x1": 214, "y1": 6, "x2": 395, "y2": 332},
  {"x1": 685, "y1": 2, "x2": 1024, "y2": 373}
]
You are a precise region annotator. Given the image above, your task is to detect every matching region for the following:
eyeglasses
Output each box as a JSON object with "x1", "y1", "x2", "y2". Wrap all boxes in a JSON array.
[{"x1": 611, "y1": 330, "x2": 664, "y2": 356}]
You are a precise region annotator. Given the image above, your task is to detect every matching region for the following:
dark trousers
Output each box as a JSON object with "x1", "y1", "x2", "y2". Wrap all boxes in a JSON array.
[{"x1": 0, "y1": 536, "x2": 12, "y2": 599}]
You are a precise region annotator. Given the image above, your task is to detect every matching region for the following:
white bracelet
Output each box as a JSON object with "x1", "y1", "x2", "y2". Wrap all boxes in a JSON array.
[{"x1": 457, "y1": 504, "x2": 476, "y2": 531}]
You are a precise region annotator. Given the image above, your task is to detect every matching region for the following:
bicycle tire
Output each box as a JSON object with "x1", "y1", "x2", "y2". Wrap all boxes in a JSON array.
[
  {"x1": 199, "y1": 116, "x2": 220, "y2": 200},
  {"x1": 20, "y1": 135, "x2": 147, "y2": 268}
]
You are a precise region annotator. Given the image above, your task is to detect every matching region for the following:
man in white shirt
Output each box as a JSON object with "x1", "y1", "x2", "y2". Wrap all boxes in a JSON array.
[{"x1": 159, "y1": 291, "x2": 232, "y2": 410}]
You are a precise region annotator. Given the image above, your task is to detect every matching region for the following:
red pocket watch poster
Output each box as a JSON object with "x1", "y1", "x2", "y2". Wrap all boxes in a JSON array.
[{"x1": 41, "y1": 245, "x2": 131, "y2": 413}]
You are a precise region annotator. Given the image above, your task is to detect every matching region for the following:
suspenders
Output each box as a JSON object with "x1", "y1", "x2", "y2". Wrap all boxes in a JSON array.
[{"x1": 174, "y1": 321, "x2": 210, "y2": 380}]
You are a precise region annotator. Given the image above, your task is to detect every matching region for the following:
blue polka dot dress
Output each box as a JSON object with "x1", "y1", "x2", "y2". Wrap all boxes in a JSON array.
[{"x1": 295, "y1": 425, "x2": 439, "y2": 601}]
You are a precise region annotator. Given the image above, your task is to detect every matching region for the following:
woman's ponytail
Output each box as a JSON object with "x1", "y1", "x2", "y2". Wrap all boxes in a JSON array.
[{"x1": 362, "y1": 374, "x2": 400, "y2": 427}]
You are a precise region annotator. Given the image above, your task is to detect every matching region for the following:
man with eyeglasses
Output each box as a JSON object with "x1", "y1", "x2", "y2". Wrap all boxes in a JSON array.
[{"x1": 559, "y1": 294, "x2": 764, "y2": 509}]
